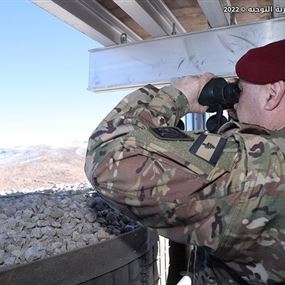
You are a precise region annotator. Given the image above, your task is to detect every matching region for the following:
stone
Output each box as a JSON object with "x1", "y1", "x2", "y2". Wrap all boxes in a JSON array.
[
  {"x1": 71, "y1": 231, "x2": 80, "y2": 242},
  {"x1": 6, "y1": 230, "x2": 17, "y2": 238},
  {"x1": 31, "y1": 215, "x2": 39, "y2": 223},
  {"x1": 25, "y1": 222, "x2": 36, "y2": 229},
  {"x1": 0, "y1": 239, "x2": 4, "y2": 249},
  {"x1": 11, "y1": 249, "x2": 22, "y2": 258},
  {"x1": 82, "y1": 223, "x2": 93, "y2": 234},
  {"x1": 124, "y1": 224, "x2": 136, "y2": 233},
  {"x1": 51, "y1": 242, "x2": 62, "y2": 250},
  {"x1": 0, "y1": 185, "x2": 139, "y2": 268},
  {"x1": 6, "y1": 244, "x2": 17, "y2": 252},
  {"x1": 7, "y1": 218, "x2": 18, "y2": 228},
  {"x1": 62, "y1": 224, "x2": 74, "y2": 236},
  {"x1": 4, "y1": 207, "x2": 16, "y2": 216},
  {"x1": 37, "y1": 220, "x2": 50, "y2": 227},
  {"x1": 111, "y1": 228, "x2": 121, "y2": 236},
  {"x1": 0, "y1": 213, "x2": 7, "y2": 219},
  {"x1": 22, "y1": 209, "x2": 34, "y2": 219},
  {"x1": 38, "y1": 213, "x2": 47, "y2": 220},
  {"x1": 24, "y1": 247, "x2": 42, "y2": 262},
  {"x1": 96, "y1": 217, "x2": 106, "y2": 224},
  {"x1": 76, "y1": 241, "x2": 87, "y2": 248},
  {"x1": 67, "y1": 240, "x2": 77, "y2": 251},
  {"x1": 120, "y1": 215, "x2": 131, "y2": 224},
  {"x1": 49, "y1": 208, "x2": 64, "y2": 219},
  {"x1": 88, "y1": 196, "x2": 105, "y2": 211},
  {"x1": 81, "y1": 233, "x2": 93, "y2": 242},
  {"x1": 76, "y1": 224, "x2": 84, "y2": 232},
  {"x1": 31, "y1": 228, "x2": 43, "y2": 239},
  {"x1": 97, "y1": 229, "x2": 110, "y2": 241},
  {"x1": 5, "y1": 256, "x2": 16, "y2": 265},
  {"x1": 85, "y1": 212, "x2": 96, "y2": 223},
  {"x1": 51, "y1": 221, "x2": 61, "y2": 228},
  {"x1": 15, "y1": 258, "x2": 22, "y2": 265},
  {"x1": 45, "y1": 227, "x2": 57, "y2": 238},
  {"x1": 0, "y1": 250, "x2": 4, "y2": 260},
  {"x1": 74, "y1": 211, "x2": 83, "y2": 220},
  {"x1": 38, "y1": 206, "x2": 46, "y2": 214},
  {"x1": 73, "y1": 218, "x2": 81, "y2": 225},
  {"x1": 106, "y1": 212, "x2": 116, "y2": 224}
]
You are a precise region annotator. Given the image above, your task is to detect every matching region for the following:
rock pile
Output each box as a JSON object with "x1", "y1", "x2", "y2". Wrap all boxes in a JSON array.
[{"x1": 0, "y1": 184, "x2": 139, "y2": 268}]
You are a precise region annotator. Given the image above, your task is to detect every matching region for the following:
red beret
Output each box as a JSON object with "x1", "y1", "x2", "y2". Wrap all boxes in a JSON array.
[{"x1": 235, "y1": 39, "x2": 285, "y2": 84}]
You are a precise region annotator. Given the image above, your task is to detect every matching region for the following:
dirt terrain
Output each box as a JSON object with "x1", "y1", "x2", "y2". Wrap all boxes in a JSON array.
[{"x1": 0, "y1": 144, "x2": 90, "y2": 194}]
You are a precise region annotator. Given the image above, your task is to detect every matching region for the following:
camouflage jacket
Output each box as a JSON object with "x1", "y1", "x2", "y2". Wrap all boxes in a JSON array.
[{"x1": 85, "y1": 84, "x2": 285, "y2": 284}]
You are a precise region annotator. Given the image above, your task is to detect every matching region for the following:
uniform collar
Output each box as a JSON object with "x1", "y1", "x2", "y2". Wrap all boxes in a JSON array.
[{"x1": 218, "y1": 121, "x2": 272, "y2": 136}]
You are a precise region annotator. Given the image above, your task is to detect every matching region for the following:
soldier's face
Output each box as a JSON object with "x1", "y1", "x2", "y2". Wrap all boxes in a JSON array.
[{"x1": 234, "y1": 80, "x2": 267, "y2": 125}]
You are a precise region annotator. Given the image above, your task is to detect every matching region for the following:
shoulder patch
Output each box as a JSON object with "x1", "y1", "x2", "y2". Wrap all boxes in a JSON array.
[
  {"x1": 190, "y1": 134, "x2": 227, "y2": 165},
  {"x1": 150, "y1": 127, "x2": 194, "y2": 141}
]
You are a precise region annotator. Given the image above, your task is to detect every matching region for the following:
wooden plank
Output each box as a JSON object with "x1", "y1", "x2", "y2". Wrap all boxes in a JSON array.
[
  {"x1": 81, "y1": 245, "x2": 159, "y2": 285},
  {"x1": 139, "y1": 250, "x2": 153, "y2": 284},
  {"x1": 112, "y1": 265, "x2": 129, "y2": 284},
  {"x1": 152, "y1": 245, "x2": 159, "y2": 284},
  {"x1": 128, "y1": 258, "x2": 141, "y2": 283},
  {"x1": 147, "y1": 250, "x2": 154, "y2": 284},
  {"x1": 80, "y1": 271, "x2": 113, "y2": 285},
  {"x1": 0, "y1": 227, "x2": 158, "y2": 285}
]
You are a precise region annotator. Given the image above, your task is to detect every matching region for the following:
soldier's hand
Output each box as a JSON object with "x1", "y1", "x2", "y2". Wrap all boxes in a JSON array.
[{"x1": 172, "y1": 73, "x2": 214, "y2": 113}]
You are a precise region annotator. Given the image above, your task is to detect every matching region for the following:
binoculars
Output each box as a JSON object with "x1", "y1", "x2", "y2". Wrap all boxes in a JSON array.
[
  {"x1": 198, "y1": 77, "x2": 240, "y2": 112},
  {"x1": 198, "y1": 77, "x2": 240, "y2": 133}
]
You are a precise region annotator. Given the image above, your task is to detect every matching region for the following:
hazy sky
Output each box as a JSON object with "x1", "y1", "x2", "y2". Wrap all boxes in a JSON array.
[{"x1": 0, "y1": 0, "x2": 129, "y2": 147}]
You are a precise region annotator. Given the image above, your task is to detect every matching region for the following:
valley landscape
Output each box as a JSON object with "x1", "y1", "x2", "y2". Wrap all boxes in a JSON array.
[{"x1": 0, "y1": 143, "x2": 90, "y2": 194}]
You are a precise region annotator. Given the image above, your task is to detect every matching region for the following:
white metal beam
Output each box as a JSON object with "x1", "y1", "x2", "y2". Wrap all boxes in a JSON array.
[
  {"x1": 197, "y1": 0, "x2": 235, "y2": 27},
  {"x1": 88, "y1": 18, "x2": 285, "y2": 91},
  {"x1": 32, "y1": 0, "x2": 142, "y2": 46},
  {"x1": 273, "y1": 0, "x2": 285, "y2": 18},
  {"x1": 113, "y1": 0, "x2": 186, "y2": 37}
]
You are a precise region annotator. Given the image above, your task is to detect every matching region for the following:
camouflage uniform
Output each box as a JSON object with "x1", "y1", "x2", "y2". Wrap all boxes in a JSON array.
[{"x1": 85, "y1": 84, "x2": 285, "y2": 284}]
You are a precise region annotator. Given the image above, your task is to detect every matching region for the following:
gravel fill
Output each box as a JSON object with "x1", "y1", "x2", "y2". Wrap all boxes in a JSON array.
[{"x1": 0, "y1": 183, "x2": 139, "y2": 268}]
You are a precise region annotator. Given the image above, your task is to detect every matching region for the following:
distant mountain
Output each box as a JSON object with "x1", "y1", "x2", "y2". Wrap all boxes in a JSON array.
[{"x1": 0, "y1": 142, "x2": 90, "y2": 194}]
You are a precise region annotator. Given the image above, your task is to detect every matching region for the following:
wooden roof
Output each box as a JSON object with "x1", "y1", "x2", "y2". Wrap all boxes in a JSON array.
[
  {"x1": 95, "y1": 0, "x2": 272, "y2": 40},
  {"x1": 31, "y1": 0, "x2": 285, "y2": 91}
]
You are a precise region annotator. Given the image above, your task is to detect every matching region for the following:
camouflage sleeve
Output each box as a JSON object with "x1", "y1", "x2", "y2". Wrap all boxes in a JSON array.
[{"x1": 85, "y1": 84, "x2": 241, "y2": 249}]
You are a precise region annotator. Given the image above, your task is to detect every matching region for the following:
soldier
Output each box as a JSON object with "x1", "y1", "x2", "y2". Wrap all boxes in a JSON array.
[{"x1": 85, "y1": 39, "x2": 285, "y2": 284}]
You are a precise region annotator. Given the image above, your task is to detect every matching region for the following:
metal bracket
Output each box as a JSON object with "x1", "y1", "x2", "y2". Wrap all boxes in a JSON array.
[
  {"x1": 171, "y1": 23, "x2": 176, "y2": 35},
  {"x1": 88, "y1": 18, "x2": 285, "y2": 92},
  {"x1": 120, "y1": 33, "x2": 128, "y2": 44}
]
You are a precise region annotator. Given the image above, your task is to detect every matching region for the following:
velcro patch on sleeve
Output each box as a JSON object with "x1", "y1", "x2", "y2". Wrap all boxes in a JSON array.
[
  {"x1": 150, "y1": 127, "x2": 194, "y2": 141},
  {"x1": 190, "y1": 134, "x2": 227, "y2": 165}
]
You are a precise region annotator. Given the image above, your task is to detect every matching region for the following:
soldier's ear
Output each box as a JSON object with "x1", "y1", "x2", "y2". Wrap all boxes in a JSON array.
[{"x1": 264, "y1": 80, "x2": 285, "y2": 111}]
